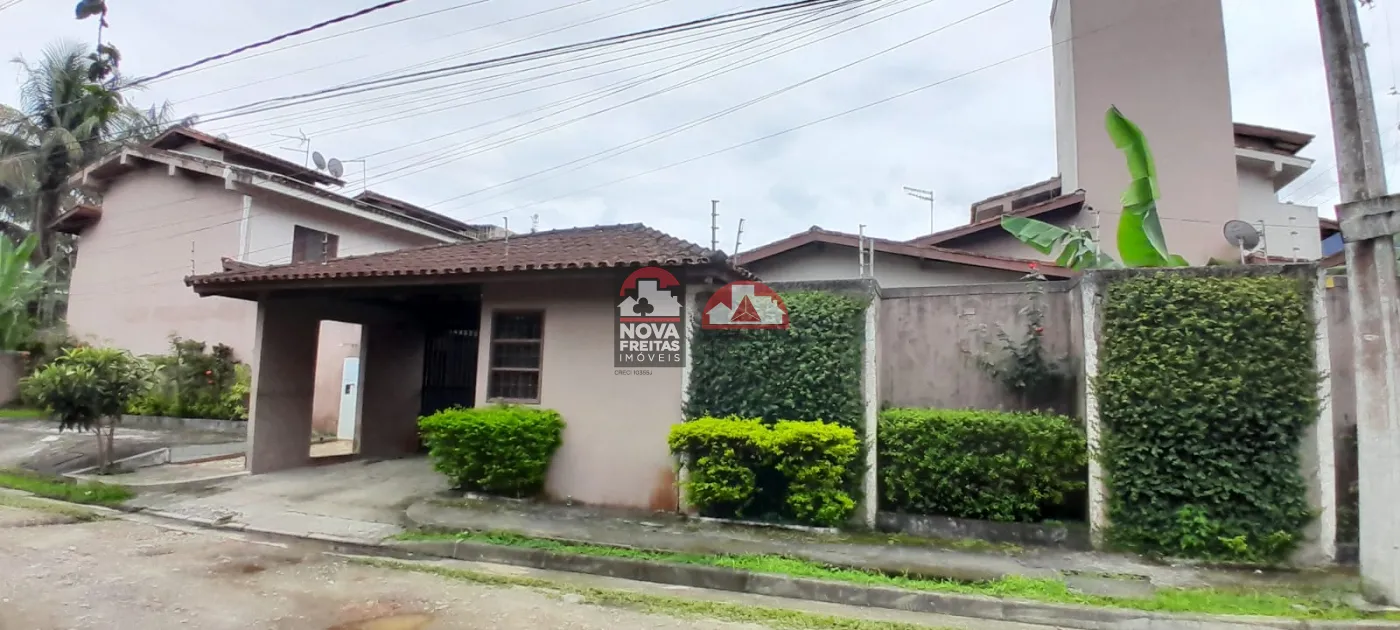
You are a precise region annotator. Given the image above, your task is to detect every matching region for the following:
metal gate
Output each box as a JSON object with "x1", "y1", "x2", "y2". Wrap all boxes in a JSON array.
[{"x1": 420, "y1": 327, "x2": 479, "y2": 417}]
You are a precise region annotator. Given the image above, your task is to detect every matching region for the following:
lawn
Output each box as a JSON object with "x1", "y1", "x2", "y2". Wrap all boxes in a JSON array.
[
  {"x1": 0, "y1": 468, "x2": 133, "y2": 506},
  {"x1": 395, "y1": 530, "x2": 1387, "y2": 621},
  {"x1": 0, "y1": 408, "x2": 45, "y2": 419}
]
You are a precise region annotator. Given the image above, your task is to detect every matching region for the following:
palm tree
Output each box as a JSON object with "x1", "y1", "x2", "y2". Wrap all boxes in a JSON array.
[{"x1": 0, "y1": 40, "x2": 184, "y2": 263}]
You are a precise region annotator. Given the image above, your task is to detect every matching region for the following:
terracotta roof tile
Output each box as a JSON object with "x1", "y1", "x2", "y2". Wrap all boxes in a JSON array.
[
  {"x1": 188, "y1": 223, "x2": 746, "y2": 289},
  {"x1": 738, "y1": 226, "x2": 1075, "y2": 278}
]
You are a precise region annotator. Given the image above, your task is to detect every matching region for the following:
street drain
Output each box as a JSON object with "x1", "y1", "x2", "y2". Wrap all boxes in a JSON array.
[{"x1": 327, "y1": 613, "x2": 434, "y2": 630}]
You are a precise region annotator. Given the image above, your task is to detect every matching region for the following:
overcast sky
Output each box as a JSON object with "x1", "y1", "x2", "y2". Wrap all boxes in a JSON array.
[{"x1": 1, "y1": 0, "x2": 1394, "y2": 254}]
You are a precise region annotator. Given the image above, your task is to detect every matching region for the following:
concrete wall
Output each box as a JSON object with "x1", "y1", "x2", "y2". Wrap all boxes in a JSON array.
[
  {"x1": 744, "y1": 243, "x2": 1027, "y2": 289},
  {"x1": 68, "y1": 164, "x2": 443, "y2": 436},
  {"x1": 475, "y1": 278, "x2": 685, "y2": 510},
  {"x1": 1327, "y1": 277, "x2": 1358, "y2": 544},
  {"x1": 879, "y1": 281, "x2": 1080, "y2": 414},
  {"x1": 1052, "y1": 0, "x2": 1240, "y2": 265}
]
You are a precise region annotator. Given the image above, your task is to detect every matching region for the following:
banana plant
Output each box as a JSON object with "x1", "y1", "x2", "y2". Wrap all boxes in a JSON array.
[
  {"x1": 0, "y1": 235, "x2": 50, "y2": 351},
  {"x1": 1001, "y1": 106, "x2": 1189, "y2": 270}
]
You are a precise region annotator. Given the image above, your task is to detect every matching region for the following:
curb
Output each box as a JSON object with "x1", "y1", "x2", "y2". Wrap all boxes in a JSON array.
[
  {"x1": 52, "y1": 500, "x2": 1399, "y2": 630},
  {"x1": 384, "y1": 539, "x2": 1400, "y2": 630}
]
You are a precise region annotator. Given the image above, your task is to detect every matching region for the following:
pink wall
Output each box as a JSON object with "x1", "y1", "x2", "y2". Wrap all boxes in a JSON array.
[
  {"x1": 475, "y1": 278, "x2": 685, "y2": 511},
  {"x1": 68, "y1": 169, "x2": 253, "y2": 355},
  {"x1": 1052, "y1": 0, "x2": 1240, "y2": 264}
]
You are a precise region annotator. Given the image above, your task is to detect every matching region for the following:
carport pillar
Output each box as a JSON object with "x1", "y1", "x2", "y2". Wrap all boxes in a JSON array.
[
  {"x1": 356, "y1": 322, "x2": 426, "y2": 458},
  {"x1": 247, "y1": 300, "x2": 320, "y2": 474}
]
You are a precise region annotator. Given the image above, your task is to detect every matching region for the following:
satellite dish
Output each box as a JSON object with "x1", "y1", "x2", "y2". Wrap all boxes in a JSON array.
[
  {"x1": 327, "y1": 158, "x2": 344, "y2": 178},
  {"x1": 312, "y1": 151, "x2": 327, "y2": 170},
  {"x1": 1223, "y1": 220, "x2": 1261, "y2": 251}
]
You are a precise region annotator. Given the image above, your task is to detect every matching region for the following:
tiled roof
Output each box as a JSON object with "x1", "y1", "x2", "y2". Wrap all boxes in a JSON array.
[
  {"x1": 150, "y1": 127, "x2": 344, "y2": 187},
  {"x1": 907, "y1": 191, "x2": 1086, "y2": 247},
  {"x1": 737, "y1": 226, "x2": 1075, "y2": 278},
  {"x1": 188, "y1": 223, "x2": 746, "y2": 289}
]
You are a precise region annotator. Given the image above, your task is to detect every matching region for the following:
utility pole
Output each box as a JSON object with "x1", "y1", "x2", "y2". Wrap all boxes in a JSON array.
[
  {"x1": 1317, "y1": 0, "x2": 1400, "y2": 603},
  {"x1": 710, "y1": 200, "x2": 719, "y2": 251},
  {"x1": 904, "y1": 186, "x2": 937, "y2": 234}
]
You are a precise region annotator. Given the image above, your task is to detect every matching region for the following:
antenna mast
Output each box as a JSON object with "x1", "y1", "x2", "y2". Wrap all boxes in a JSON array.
[{"x1": 710, "y1": 200, "x2": 719, "y2": 251}]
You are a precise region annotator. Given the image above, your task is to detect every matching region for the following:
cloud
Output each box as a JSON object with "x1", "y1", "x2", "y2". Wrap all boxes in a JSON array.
[{"x1": 0, "y1": 0, "x2": 1371, "y2": 249}]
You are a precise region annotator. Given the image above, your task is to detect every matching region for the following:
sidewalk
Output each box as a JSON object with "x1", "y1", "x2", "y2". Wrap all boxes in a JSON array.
[{"x1": 403, "y1": 496, "x2": 1358, "y2": 593}]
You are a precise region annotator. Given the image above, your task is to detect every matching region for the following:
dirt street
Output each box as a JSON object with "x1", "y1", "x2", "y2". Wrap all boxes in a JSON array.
[{"x1": 0, "y1": 516, "x2": 783, "y2": 630}]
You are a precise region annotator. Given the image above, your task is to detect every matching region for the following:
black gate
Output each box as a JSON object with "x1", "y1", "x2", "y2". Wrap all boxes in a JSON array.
[{"x1": 420, "y1": 327, "x2": 480, "y2": 417}]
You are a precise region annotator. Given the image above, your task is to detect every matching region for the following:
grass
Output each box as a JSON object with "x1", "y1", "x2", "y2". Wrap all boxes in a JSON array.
[
  {"x1": 393, "y1": 530, "x2": 1394, "y2": 621},
  {"x1": 353, "y1": 557, "x2": 958, "y2": 630},
  {"x1": 0, "y1": 493, "x2": 105, "y2": 521},
  {"x1": 0, "y1": 408, "x2": 45, "y2": 419},
  {"x1": 0, "y1": 468, "x2": 133, "y2": 506}
]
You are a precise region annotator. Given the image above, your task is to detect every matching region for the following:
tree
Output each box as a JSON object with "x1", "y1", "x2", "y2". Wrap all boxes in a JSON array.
[
  {"x1": 0, "y1": 235, "x2": 50, "y2": 351},
  {"x1": 22, "y1": 346, "x2": 150, "y2": 473},
  {"x1": 1000, "y1": 106, "x2": 1189, "y2": 270}
]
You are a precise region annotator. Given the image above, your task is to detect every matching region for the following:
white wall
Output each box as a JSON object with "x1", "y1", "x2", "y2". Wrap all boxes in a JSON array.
[
  {"x1": 1236, "y1": 164, "x2": 1322, "y2": 261},
  {"x1": 743, "y1": 244, "x2": 1026, "y2": 288}
]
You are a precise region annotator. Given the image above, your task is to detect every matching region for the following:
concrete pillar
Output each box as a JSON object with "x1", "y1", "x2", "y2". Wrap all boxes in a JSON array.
[
  {"x1": 1079, "y1": 273, "x2": 1109, "y2": 548},
  {"x1": 1295, "y1": 267, "x2": 1338, "y2": 565},
  {"x1": 246, "y1": 300, "x2": 320, "y2": 474},
  {"x1": 356, "y1": 322, "x2": 426, "y2": 459},
  {"x1": 675, "y1": 282, "x2": 705, "y2": 514},
  {"x1": 859, "y1": 288, "x2": 882, "y2": 529}
]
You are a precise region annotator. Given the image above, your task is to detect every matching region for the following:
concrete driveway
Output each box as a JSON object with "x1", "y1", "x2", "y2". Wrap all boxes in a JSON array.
[
  {"x1": 127, "y1": 457, "x2": 449, "y2": 542},
  {"x1": 0, "y1": 419, "x2": 243, "y2": 474}
]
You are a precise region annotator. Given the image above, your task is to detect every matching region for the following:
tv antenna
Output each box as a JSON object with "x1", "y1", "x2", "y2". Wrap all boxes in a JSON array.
[
  {"x1": 1223, "y1": 219, "x2": 1262, "y2": 264},
  {"x1": 904, "y1": 186, "x2": 937, "y2": 234},
  {"x1": 272, "y1": 130, "x2": 311, "y2": 167},
  {"x1": 304, "y1": 150, "x2": 362, "y2": 190}
]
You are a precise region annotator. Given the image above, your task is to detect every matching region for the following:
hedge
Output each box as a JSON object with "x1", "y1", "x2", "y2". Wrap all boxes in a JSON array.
[
  {"x1": 668, "y1": 416, "x2": 859, "y2": 527},
  {"x1": 685, "y1": 291, "x2": 866, "y2": 428},
  {"x1": 1095, "y1": 272, "x2": 1318, "y2": 562},
  {"x1": 878, "y1": 408, "x2": 1087, "y2": 523},
  {"x1": 418, "y1": 405, "x2": 565, "y2": 498}
]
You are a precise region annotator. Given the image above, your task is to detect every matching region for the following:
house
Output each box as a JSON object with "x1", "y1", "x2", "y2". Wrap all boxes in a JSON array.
[
  {"x1": 57, "y1": 127, "x2": 503, "y2": 439},
  {"x1": 736, "y1": 226, "x2": 1073, "y2": 287},
  {"x1": 184, "y1": 223, "x2": 745, "y2": 510}
]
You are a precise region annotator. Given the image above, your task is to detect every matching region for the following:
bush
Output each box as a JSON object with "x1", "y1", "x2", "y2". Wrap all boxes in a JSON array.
[
  {"x1": 668, "y1": 416, "x2": 859, "y2": 527},
  {"x1": 418, "y1": 405, "x2": 565, "y2": 498},
  {"x1": 685, "y1": 291, "x2": 866, "y2": 428},
  {"x1": 1096, "y1": 271, "x2": 1317, "y2": 562},
  {"x1": 879, "y1": 408, "x2": 1087, "y2": 523},
  {"x1": 125, "y1": 336, "x2": 249, "y2": 420}
]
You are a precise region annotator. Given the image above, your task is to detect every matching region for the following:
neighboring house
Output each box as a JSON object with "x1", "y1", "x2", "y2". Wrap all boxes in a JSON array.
[
  {"x1": 57, "y1": 127, "x2": 502, "y2": 437},
  {"x1": 906, "y1": 124, "x2": 1325, "y2": 262},
  {"x1": 736, "y1": 227, "x2": 1073, "y2": 287},
  {"x1": 185, "y1": 223, "x2": 744, "y2": 510}
]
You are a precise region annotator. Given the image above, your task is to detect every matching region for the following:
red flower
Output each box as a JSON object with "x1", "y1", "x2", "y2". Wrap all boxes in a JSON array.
[
  {"x1": 1028, "y1": 261, "x2": 1039, "y2": 270},
  {"x1": 1033, "y1": 326, "x2": 1045, "y2": 335},
  {"x1": 204, "y1": 370, "x2": 212, "y2": 376}
]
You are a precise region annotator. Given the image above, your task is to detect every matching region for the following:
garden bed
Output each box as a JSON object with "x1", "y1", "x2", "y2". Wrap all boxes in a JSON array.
[
  {"x1": 876, "y1": 511, "x2": 1090, "y2": 551},
  {"x1": 120, "y1": 414, "x2": 246, "y2": 435}
]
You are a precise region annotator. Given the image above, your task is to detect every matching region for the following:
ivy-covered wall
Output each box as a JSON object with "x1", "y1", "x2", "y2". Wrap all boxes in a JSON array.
[
  {"x1": 685, "y1": 289, "x2": 867, "y2": 428},
  {"x1": 1095, "y1": 269, "x2": 1319, "y2": 562}
]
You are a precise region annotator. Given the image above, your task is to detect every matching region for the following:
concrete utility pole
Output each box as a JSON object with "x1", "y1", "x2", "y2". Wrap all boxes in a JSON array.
[
  {"x1": 710, "y1": 200, "x2": 720, "y2": 252},
  {"x1": 1316, "y1": 0, "x2": 1400, "y2": 604}
]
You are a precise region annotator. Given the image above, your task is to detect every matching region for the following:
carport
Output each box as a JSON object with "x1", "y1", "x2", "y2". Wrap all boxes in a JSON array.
[{"x1": 186, "y1": 224, "x2": 744, "y2": 509}]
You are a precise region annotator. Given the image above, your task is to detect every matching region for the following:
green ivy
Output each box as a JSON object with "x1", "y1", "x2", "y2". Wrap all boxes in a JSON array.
[
  {"x1": 668, "y1": 417, "x2": 859, "y2": 527},
  {"x1": 418, "y1": 405, "x2": 565, "y2": 498},
  {"x1": 1095, "y1": 272, "x2": 1318, "y2": 562},
  {"x1": 878, "y1": 408, "x2": 1087, "y2": 523},
  {"x1": 685, "y1": 291, "x2": 866, "y2": 428}
]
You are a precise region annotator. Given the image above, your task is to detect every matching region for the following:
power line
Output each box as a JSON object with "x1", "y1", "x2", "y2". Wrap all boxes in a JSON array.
[{"x1": 127, "y1": 0, "x2": 419, "y2": 87}]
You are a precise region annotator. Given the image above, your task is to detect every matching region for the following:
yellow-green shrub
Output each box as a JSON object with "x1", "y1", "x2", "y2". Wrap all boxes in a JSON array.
[{"x1": 418, "y1": 405, "x2": 565, "y2": 498}]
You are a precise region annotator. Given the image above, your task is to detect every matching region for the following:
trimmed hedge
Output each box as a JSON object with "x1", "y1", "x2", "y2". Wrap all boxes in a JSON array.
[
  {"x1": 879, "y1": 408, "x2": 1087, "y2": 523},
  {"x1": 1096, "y1": 272, "x2": 1318, "y2": 562},
  {"x1": 685, "y1": 291, "x2": 866, "y2": 428},
  {"x1": 668, "y1": 416, "x2": 859, "y2": 527},
  {"x1": 418, "y1": 405, "x2": 565, "y2": 498}
]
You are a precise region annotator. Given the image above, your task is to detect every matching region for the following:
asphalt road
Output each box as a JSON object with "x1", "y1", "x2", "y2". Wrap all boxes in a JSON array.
[{"x1": 0, "y1": 504, "x2": 1037, "y2": 630}]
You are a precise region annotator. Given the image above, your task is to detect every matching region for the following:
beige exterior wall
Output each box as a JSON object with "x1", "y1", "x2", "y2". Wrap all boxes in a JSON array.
[
  {"x1": 743, "y1": 244, "x2": 1027, "y2": 288},
  {"x1": 475, "y1": 278, "x2": 684, "y2": 510},
  {"x1": 68, "y1": 169, "x2": 251, "y2": 354},
  {"x1": 68, "y1": 164, "x2": 445, "y2": 435},
  {"x1": 1052, "y1": 0, "x2": 1240, "y2": 264}
]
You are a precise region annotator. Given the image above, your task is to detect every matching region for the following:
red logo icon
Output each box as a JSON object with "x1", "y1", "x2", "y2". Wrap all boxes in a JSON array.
[{"x1": 701, "y1": 281, "x2": 789, "y2": 330}]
